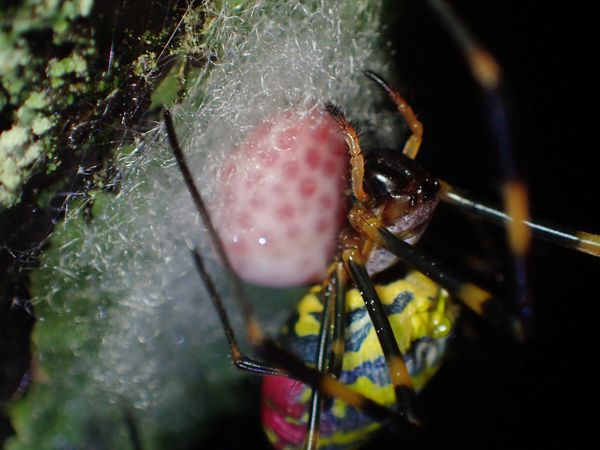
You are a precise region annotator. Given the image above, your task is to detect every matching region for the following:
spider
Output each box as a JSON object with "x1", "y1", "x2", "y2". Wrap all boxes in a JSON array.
[
  {"x1": 161, "y1": 2, "x2": 600, "y2": 450},
  {"x1": 164, "y1": 75, "x2": 599, "y2": 450}
]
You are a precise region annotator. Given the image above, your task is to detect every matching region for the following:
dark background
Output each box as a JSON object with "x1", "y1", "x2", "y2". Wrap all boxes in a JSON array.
[{"x1": 381, "y1": 1, "x2": 600, "y2": 449}]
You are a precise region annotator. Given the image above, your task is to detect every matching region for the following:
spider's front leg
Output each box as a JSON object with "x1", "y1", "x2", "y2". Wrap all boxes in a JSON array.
[{"x1": 326, "y1": 90, "x2": 524, "y2": 341}]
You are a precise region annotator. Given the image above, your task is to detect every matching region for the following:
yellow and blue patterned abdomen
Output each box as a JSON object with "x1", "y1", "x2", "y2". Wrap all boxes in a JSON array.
[{"x1": 261, "y1": 271, "x2": 455, "y2": 450}]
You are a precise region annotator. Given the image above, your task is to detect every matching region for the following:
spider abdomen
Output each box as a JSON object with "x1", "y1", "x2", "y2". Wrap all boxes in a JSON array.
[{"x1": 261, "y1": 271, "x2": 454, "y2": 450}]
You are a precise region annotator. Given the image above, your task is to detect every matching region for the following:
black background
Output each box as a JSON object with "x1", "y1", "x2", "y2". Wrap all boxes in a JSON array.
[{"x1": 369, "y1": 1, "x2": 600, "y2": 449}]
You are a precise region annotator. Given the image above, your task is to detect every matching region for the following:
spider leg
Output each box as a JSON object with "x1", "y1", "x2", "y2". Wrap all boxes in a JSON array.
[
  {"x1": 191, "y1": 242, "x2": 414, "y2": 431},
  {"x1": 303, "y1": 235, "x2": 426, "y2": 447},
  {"x1": 363, "y1": 70, "x2": 423, "y2": 160},
  {"x1": 303, "y1": 253, "x2": 428, "y2": 448},
  {"x1": 324, "y1": 101, "x2": 518, "y2": 336},
  {"x1": 165, "y1": 109, "x2": 284, "y2": 377},
  {"x1": 304, "y1": 273, "x2": 337, "y2": 450},
  {"x1": 423, "y1": 0, "x2": 501, "y2": 91},
  {"x1": 326, "y1": 262, "x2": 347, "y2": 385},
  {"x1": 348, "y1": 204, "x2": 524, "y2": 341},
  {"x1": 325, "y1": 102, "x2": 370, "y2": 203},
  {"x1": 122, "y1": 403, "x2": 143, "y2": 450},
  {"x1": 340, "y1": 240, "x2": 421, "y2": 426},
  {"x1": 164, "y1": 109, "x2": 417, "y2": 435},
  {"x1": 422, "y1": 0, "x2": 533, "y2": 334},
  {"x1": 305, "y1": 98, "x2": 428, "y2": 422},
  {"x1": 324, "y1": 102, "x2": 396, "y2": 268},
  {"x1": 439, "y1": 180, "x2": 600, "y2": 257},
  {"x1": 306, "y1": 262, "x2": 349, "y2": 411},
  {"x1": 189, "y1": 248, "x2": 288, "y2": 377}
]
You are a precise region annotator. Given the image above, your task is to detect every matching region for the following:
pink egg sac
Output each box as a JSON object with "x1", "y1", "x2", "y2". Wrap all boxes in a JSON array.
[{"x1": 214, "y1": 109, "x2": 349, "y2": 287}]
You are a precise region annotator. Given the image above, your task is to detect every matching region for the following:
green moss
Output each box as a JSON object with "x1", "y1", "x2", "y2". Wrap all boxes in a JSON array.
[
  {"x1": 0, "y1": 0, "x2": 202, "y2": 209},
  {"x1": 0, "y1": 0, "x2": 94, "y2": 207},
  {"x1": 0, "y1": 126, "x2": 41, "y2": 202},
  {"x1": 47, "y1": 53, "x2": 88, "y2": 78},
  {"x1": 150, "y1": 67, "x2": 180, "y2": 107},
  {"x1": 23, "y1": 91, "x2": 50, "y2": 110},
  {"x1": 31, "y1": 116, "x2": 53, "y2": 136},
  {"x1": 5, "y1": 196, "x2": 134, "y2": 450}
]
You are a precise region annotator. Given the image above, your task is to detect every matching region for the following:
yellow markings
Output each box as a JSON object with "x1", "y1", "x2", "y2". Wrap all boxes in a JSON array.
[
  {"x1": 348, "y1": 375, "x2": 396, "y2": 407},
  {"x1": 340, "y1": 276, "x2": 450, "y2": 375},
  {"x1": 343, "y1": 321, "x2": 403, "y2": 372},
  {"x1": 331, "y1": 397, "x2": 349, "y2": 419},
  {"x1": 345, "y1": 287, "x2": 368, "y2": 311},
  {"x1": 262, "y1": 426, "x2": 279, "y2": 446},
  {"x1": 503, "y1": 181, "x2": 531, "y2": 258},
  {"x1": 457, "y1": 283, "x2": 491, "y2": 315},
  {"x1": 376, "y1": 281, "x2": 420, "y2": 306},
  {"x1": 577, "y1": 231, "x2": 600, "y2": 256},
  {"x1": 382, "y1": 279, "x2": 439, "y2": 340},
  {"x1": 315, "y1": 421, "x2": 381, "y2": 448},
  {"x1": 298, "y1": 384, "x2": 313, "y2": 405},
  {"x1": 282, "y1": 271, "x2": 455, "y2": 443},
  {"x1": 296, "y1": 286, "x2": 323, "y2": 311},
  {"x1": 324, "y1": 375, "x2": 396, "y2": 421},
  {"x1": 344, "y1": 280, "x2": 427, "y2": 310},
  {"x1": 404, "y1": 297, "x2": 435, "y2": 342},
  {"x1": 404, "y1": 271, "x2": 440, "y2": 299},
  {"x1": 294, "y1": 288, "x2": 324, "y2": 337},
  {"x1": 326, "y1": 423, "x2": 381, "y2": 447},
  {"x1": 292, "y1": 274, "x2": 453, "y2": 373}
]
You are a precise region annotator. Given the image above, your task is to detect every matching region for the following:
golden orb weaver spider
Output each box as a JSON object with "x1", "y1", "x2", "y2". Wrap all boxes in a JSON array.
[
  {"x1": 161, "y1": 0, "x2": 597, "y2": 446},
  {"x1": 156, "y1": 2, "x2": 597, "y2": 450},
  {"x1": 2, "y1": 1, "x2": 595, "y2": 449}
]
